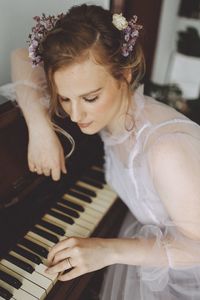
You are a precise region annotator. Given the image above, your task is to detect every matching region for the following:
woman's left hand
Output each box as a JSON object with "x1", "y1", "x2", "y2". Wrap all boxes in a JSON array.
[{"x1": 45, "y1": 237, "x2": 114, "y2": 281}]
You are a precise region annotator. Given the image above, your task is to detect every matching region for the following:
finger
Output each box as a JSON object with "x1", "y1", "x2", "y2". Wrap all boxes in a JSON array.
[
  {"x1": 47, "y1": 237, "x2": 76, "y2": 264},
  {"x1": 36, "y1": 167, "x2": 43, "y2": 175},
  {"x1": 45, "y1": 258, "x2": 70, "y2": 275},
  {"x1": 28, "y1": 161, "x2": 36, "y2": 172},
  {"x1": 61, "y1": 157, "x2": 67, "y2": 174},
  {"x1": 51, "y1": 249, "x2": 73, "y2": 266},
  {"x1": 47, "y1": 239, "x2": 69, "y2": 264},
  {"x1": 58, "y1": 267, "x2": 83, "y2": 281},
  {"x1": 43, "y1": 168, "x2": 51, "y2": 176},
  {"x1": 51, "y1": 166, "x2": 61, "y2": 181}
]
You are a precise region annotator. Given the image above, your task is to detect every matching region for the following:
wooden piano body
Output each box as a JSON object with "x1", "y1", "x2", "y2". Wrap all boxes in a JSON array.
[{"x1": 0, "y1": 99, "x2": 127, "y2": 300}]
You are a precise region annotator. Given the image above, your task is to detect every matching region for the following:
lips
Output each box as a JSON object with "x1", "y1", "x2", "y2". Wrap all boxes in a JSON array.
[{"x1": 77, "y1": 121, "x2": 93, "y2": 128}]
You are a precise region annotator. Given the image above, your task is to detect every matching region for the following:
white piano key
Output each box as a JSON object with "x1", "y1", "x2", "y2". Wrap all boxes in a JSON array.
[
  {"x1": 63, "y1": 193, "x2": 108, "y2": 214},
  {"x1": 57, "y1": 201, "x2": 98, "y2": 224},
  {"x1": 59, "y1": 197, "x2": 107, "y2": 233},
  {"x1": 23, "y1": 235, "x2": 51, "y2": 252},
  {"x1": 77, "y1": 177, "x2": 116, "y2": 198},
  {"x1": 0, "y1": 298, "x2": 16, "y2": 300},
  {"x1": 0, "y1": 263, "x2": 46, "y2": 300},
  {"x1": 41, "y1": 216, "x2": 85, "y2": 238},
  {"x1": 51, "y1": 208, "x2": 95, "y2": 231},
  {"x1": 0, "y1": 278, "x2": 38, "y2": 300},
  {"x1": 77, "y1": 180, "x2": 117, "y2": 200},
  {"x1": 16, "y1": 242, "x2": 48, "y2": 266},
  {"x1": 75, "y1": 181, "x2": 116, "y2": 204},
  {"x1": 68, "y1": 187, "x2": 110, "y2": 209},
  {"x1": 0, "y1": 259, "x2": 52, "y2": 293},
  {"x1": 60, "y1": 196, "x2": 102, "y2": 218},
  {"x1": 9, "y1": 251, "x2": 57, "y2": 286},
  {"x1": 27, "y1": 231, "x2": 55, "y2": 248},
  {"x1": 35, "y1": 224, "x2": 65, "y2": 241},
  {"x1": 43, "y1": 213, "x2": 90, "y2": 237},
  {"x1": 0, "y1": 165, "x2": 118, "y2": 300}
]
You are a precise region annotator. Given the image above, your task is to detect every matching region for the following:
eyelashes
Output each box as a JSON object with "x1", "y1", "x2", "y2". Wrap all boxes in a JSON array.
[
  {"x1": 83, "y1": 96, "x2": 99, "y2": 103},
  {"x1": 59, "y1": 95, "x2": 99, "y2": 103}
]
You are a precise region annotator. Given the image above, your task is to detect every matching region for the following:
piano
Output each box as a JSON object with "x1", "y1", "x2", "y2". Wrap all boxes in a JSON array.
[{"x1": 0, "y1": 97, "x2": 127, "y2": 300}]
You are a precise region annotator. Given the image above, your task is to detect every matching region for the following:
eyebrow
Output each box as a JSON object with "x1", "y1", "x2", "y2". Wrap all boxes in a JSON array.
[{"x1": 58, "y1": 87, "x2": 102, "y2": 99}]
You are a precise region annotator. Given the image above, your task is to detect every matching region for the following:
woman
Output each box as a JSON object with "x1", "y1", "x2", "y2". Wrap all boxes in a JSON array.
[{"x1": 5, "y1": 4, "x2": 200, "y2": 299}]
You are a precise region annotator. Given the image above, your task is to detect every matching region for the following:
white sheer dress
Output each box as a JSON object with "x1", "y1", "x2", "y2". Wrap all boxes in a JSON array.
[
  {"x1": 1, "y1": 66, "x2": 200, "y2": 299},
  {"x1": 99, "y1": 87, "x2": 200, "y2": 300}
]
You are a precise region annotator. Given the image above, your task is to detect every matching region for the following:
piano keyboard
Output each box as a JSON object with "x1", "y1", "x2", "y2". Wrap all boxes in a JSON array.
[{"x1": 0, "y1": 165, "x2": 118, "y2": 300}]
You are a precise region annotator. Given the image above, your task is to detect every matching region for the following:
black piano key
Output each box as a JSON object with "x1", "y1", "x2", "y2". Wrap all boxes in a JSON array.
[
  {"x1": 86, "y1": 169, "x2": 106, "y2": 183},
  {"x1": 0, "y1": 286, "x2": 12, "y2": 300},
  {"x1": 4, "y1": 254, "x2": 34, "y2": 274},
  {"x1": 54, "y1": 203, "x2": 80, "y2": 218},
  {"x1": 38, "y1": 220, "x2": 65, "y2": 236},
  {"x1": 13, "y1": 245, "x2": 42, "y2": 265},
  {"x1": 73, "y1": 184, "x2": 96, "y2": 197},
  {"x1": 0, "y1": 270, "x2": 21, "y2": 289},
  {"x1": 59, "y1": 198, "x2": 84, "y2": 212},
  {"x1": 67, "y1": 190, "x2": 92, "y2": 203},
  {"x1": 19, "y1": 238, "x2": 48, "y2": 258},
  {"x1": 81, "y1": 177, "x2": 103, "y2": 189},
  {"x1": 32, "y1": 226, "x2": 59, "y2": 244},
  {"x1": 49, "y1": 210, "x2": 74, "y2": 225}
]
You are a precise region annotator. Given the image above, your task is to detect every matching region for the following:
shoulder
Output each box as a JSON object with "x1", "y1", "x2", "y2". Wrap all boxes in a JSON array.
[
  {"x1": 146, "y1": 130, "x2": 200, "y2": 239},
  {"x1": 147, "y1": 129, "x2": 200, "y2": 173}
]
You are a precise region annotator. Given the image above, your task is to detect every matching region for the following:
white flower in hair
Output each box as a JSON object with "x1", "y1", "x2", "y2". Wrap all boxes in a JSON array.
[{"x1": 112, "y1": 13, "x2": 128, "y2": 30}]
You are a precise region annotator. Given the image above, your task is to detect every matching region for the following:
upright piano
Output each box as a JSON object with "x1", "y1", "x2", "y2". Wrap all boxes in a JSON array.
[{"x1": 0, "y1": 98, "x2": 127, "y2": 300}]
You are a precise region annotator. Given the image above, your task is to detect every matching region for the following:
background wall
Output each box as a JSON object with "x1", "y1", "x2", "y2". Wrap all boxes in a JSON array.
[
  {"x1": 0, "y1": 0, "x2": 110, "y2": 89},
  {"x1": 151, "y1": 0, "x2": 180, "y2": 84}
]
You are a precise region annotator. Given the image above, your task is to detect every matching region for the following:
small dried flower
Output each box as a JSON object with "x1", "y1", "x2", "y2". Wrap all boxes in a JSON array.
[
  {"x1": 112, "y1": 13, "x2": 128, "y2": 30},
  {"x1": 113, "y1": 14, "x2": 143, "y2": 58},
  {"x1": 27, "y1": 13, "x2": 64, "y2": 67}
]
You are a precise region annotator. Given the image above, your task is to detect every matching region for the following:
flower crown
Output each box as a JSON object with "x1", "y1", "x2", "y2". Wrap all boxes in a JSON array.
[
  {"x1": 27, "y1": 12, "x2": 142, "y2": 67},
  {"x1": 112, "y1": 13, "x2": 143, "y2": 57}
]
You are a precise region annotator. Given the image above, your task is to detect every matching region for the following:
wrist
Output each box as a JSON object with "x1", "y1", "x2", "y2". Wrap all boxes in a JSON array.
[
  {"x1": 16, "y1": 86, "x2": 50, "y2": 127},
  {"x1": 103, "y1": 238, "x2": 145, "y2": 266},
  {"x1": 28, "y1": 117, "x2": 54, "y2": 138},
  {"x1": 100, "y1": 238, "x2": 125, "y2": 266}
]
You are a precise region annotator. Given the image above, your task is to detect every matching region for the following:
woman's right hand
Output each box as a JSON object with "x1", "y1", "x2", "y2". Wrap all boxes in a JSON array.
[{"x1": 28, "y1": 122, "x2": 67, "y2": 181}]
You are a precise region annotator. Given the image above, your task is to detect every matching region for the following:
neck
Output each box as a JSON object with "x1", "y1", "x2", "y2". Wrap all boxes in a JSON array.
[{"x1": 106, "y1": 88, "x2": 134, "y2": 136}]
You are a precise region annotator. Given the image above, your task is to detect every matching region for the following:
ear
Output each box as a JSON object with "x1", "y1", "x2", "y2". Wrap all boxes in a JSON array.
[{"x1": 123, "y1": 68, "x2": 132, "y2": 83}]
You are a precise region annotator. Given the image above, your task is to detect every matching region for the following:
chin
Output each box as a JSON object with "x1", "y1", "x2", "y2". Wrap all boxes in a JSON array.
[{"x1": 79, "y1": 126, "x2": 101, "y2": 135}]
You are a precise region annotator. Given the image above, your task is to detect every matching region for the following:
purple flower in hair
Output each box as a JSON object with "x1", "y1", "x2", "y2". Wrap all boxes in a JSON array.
[
  {"x1": 112, "y1": 13, "x2": 143, "y2": 57},
  {"x1": 27, "y1": 13, "x2": 64, "y2": 67}
]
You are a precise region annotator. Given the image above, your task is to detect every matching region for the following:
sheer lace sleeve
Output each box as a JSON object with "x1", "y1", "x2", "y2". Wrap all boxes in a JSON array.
[
  {"x1": 0, "y1": 48, "x2": 50, "y2": 107},
  {"x1": 135, "y1": 123, "x2": 200, "y2": 291}
]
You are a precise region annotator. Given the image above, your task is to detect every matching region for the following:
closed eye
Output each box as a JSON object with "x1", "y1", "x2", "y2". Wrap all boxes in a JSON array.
[
  {"x1": 83, "y1": 96, "x2": 99, "y2": 103},
  {"x1": 59, "y1": 95, "x2": 99, "y2": 103},
  {"x1": 59, "y1": 96, "x2": 70, "y2": 102}
]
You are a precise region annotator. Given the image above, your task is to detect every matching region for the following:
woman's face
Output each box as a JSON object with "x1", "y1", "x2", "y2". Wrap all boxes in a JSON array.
[{"x1": 54, "y1": 57, "x2": 128, "y2": 135}]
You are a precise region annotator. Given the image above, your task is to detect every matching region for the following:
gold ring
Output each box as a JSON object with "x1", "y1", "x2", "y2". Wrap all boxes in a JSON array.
[{"x1": 67, "y1": 257, "x2": 73, "y2": 268}]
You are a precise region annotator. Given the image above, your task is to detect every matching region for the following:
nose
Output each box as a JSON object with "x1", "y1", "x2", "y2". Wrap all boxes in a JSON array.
[{"x1": 70, "y1": 101, "x2": 85, "y2": 123}]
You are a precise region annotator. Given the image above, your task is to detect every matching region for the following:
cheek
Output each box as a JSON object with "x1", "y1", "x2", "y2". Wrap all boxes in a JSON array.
[{"x1": 96, "y1": 89, "x2": 119, "y2": 115}]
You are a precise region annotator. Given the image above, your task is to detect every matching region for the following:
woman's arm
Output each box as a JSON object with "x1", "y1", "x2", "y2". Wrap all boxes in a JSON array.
[
  {"x1": 11, "y1": 48, "x2": 66, "y2": 180},
  {"x1": 45, "y1": 131, "x2": 200, "y2": 281}
]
